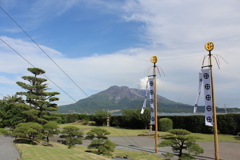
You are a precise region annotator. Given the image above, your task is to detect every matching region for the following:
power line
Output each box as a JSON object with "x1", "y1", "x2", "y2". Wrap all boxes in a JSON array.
[
  {"x1": 0, "y1": 38, "x2": 77, "y2": 103},
  {"x1": 1, "y1": 38, "x2": 142, "y2": 151},
  {"x1": 0, "y1": 6, "x2": 102, "y2": 113},
  {"x1": 0, "y1": 6, "x2": 90, "y2": 99},
  {"x1": 0, "y1": 7, "x2": 144, "y2": 150}
]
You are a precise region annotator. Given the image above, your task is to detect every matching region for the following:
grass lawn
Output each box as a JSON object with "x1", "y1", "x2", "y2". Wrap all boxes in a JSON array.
[
  {"x1": 59, "y1": 123, "x2": 240, "y2": 142},
  {"x1": 17, "y1": 143, "x2": 112, "y2": 160},
  {"x1": 59, "y1": 123, "x2": 151, "y2": 136},
  {"x1": 17, "y1": 142, "x2": 162, "y2": 160},
  {"x1": 191, "y1": 133, "x2": 239, "y2": 142}
]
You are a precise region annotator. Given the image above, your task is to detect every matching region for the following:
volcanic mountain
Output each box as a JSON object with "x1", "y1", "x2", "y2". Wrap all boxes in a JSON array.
[{"x1": 57, "y1": 85, "x2": 196, "y2": 114}]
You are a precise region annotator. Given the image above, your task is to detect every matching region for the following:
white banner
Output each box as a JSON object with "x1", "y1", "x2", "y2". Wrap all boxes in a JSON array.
[
  {"x1": 194, "y1": 72, "x2": 203, "y2": 113},
  {"x1": 202, "y1": 69, "x2": 213, "y2": 127},
  {"x1": 149, "y1": 78, "x2": 155, "y2": 124},
  {"x1": 141, "y1": 80, "x2": 148, "y2": 114}
]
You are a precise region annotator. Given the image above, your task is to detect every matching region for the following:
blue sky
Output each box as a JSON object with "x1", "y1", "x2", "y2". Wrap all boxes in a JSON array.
[{"x1": 0, "y1": 0, "x2": 240, "y2": 110}]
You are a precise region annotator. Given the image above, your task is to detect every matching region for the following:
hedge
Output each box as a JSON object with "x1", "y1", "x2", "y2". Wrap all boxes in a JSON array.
[
  {"x1": 110, "y1": 113, "x2": 240, "y2": 134},
  {"x1": 56, "y1": 113, "x2": 240, "y2": 135}
]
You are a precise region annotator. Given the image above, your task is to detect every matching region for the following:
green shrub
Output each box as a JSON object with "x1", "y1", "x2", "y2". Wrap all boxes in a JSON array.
[
  {"x1": 159, "y1": 118, "x2": 173, "y2": 131},
  {"x1": 0, "y1": 128, "x2": 8, "y2": 135}
]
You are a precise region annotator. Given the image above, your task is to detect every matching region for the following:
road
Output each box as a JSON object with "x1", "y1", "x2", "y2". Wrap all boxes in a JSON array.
[{"x1": 0, "y1": 135, "x2": 20, "y2": 160}]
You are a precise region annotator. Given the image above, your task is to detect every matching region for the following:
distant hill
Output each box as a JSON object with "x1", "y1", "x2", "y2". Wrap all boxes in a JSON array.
[{"x1": 57, "y1": 85, "x2": 240, "y2": 114}]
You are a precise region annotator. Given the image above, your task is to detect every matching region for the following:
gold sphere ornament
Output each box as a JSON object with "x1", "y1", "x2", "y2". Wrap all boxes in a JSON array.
[
  {"x1": 150, "y1": 56, "x2": 158, "y2": 63},
  {"x1": 204, "y1": 42, "x2": 214, "y2": 51}
]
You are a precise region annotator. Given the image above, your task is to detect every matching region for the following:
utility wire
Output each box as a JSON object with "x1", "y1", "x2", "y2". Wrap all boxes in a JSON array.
[
  {"x1": 0, "y1": 6, "x2": 103, "y2": 114},
  {"x1": 0, "y1": 7, "x2": 144, "y2": 151},
  {"x1": 0, "y1": 6, "x2": 90, "y2": 98},
  {"x1": 0, "y1": 38, "x2": 142, "y2": 151},
  {"x1": 0, "y1": 39, "x2": 77, "y2": 103}
]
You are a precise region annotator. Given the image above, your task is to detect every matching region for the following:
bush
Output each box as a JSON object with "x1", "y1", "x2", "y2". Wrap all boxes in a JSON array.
[
  {"x1": 159, "y1": 118, "x2": 173, "y2": 131},
  {"x1": 0, "y1": 128, "x2": 8, "y2": 135},
  {"x1": 85, "y1": 128, "x2": 116, "y2": 155},
  {"x1": 60, "y1": 126, "x2": 83, "y2": 149}
]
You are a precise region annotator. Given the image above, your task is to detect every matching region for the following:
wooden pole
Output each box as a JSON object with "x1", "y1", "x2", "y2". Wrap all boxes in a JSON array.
[
  {"x1": 153, "y1": 63, "x2": 158, "y2": 153},
  {"x1": 209, "y1": 51, "x2": 220, "y2": 160}
]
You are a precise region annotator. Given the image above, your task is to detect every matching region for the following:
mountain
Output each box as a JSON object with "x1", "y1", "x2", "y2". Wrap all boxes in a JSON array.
[
  {"x1": 57, "y1": 85, "x2": 194, "y2": 114},
  {"x1": 57, "y1": 85, "x2": 240, "y2": 114}
]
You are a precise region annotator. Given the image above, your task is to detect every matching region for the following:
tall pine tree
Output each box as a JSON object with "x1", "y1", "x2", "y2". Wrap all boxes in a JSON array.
[{"x1": 16, "y1": 68, "x2": 60, "y2": 124}]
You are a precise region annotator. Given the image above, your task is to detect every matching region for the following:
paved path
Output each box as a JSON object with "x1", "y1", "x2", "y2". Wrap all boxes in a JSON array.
[
  {"x1": 92, "y1": 136, "x2": 240, "y2": 160},
  {"x1": 0, "y1": 135, "x2": 20, "y2": 160}
]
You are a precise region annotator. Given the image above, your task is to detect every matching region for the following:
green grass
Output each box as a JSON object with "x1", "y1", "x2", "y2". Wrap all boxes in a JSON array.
[
  {"x1": 191, "y1": 133, "x2": 239, "y2": 142},
  {"x1": 58, "y1": 123, "x2": 94, "y2": 129},
  {"x1": 18, "y1": 143, "x2": 112, "y2": 160},
  {"x1": 59, "y1": 123, "x2": 240, "y2": 142},
  {"x1": 59, "y1": 123, "x2": 150, "y2": 136},
  {"x1": 158, "y1": 132, "x2": 239, "y2": 142},
  {"x1": 17, "y1": 142, "x2": 162, "y2": 160}
]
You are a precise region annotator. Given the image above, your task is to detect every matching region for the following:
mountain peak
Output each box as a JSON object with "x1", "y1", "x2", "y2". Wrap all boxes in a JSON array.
[
  {"x1": 97, "y1": 85, "x2": 145, "y2": 102},
  {"x1": 58, "y1": 85, "x2": 194, "y2": 114}
]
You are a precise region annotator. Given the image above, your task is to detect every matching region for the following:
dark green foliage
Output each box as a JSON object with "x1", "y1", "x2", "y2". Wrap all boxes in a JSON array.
[
  {"x1": 55, "y1": 114, "x2": 91, "y2": 124},
  {"x1": 65, "y1": 114, "x2": 79, "y2": 123},
  {"x1": 16, "y1": 68, "x2": 60, "y2": 124},
  {"x1": 122, "y1": 108, "x2": 150, "y2": 129},
  {"x1": 159, "y1": 118, "x2": 173, "y2": 131},
  {"x1": 158, "y1": 129, "x2": 204, "y2": 159},
  {"x1": 93, "y1": 110, "x2": 111, "y2": 126},
  {"x1": 13, "y1": 122, "x2": 43, "y2": 143},
  {"x1": 164, "y1": 114, "x2": 240, "y2": 135},
  {"x1": 60, "y1": 126, "x2": 83, "y2": 149},
  {"x1": 85, "y1": 128, "x2": 116, "y2": 155},
  {"x1": 43, "y1": 121, "x2": 60, "y2": 142},
  {"x1": 217, "y1": 114, "x2": 237, "y2": 134},
  {"x1": 0, "y1": 128, "x2": 8, "y2": 135},
  {"x1": 110, "y1": 116, "x2": 123, "y2": 127},
  {"x1": 0, "y1": 95, "x2": 30, "y2": 128}
]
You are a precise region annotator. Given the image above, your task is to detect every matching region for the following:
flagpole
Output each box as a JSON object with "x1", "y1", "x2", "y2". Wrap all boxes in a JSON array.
[
  {"x1": 150, "y1": 56, "x2": 158, "y2": 153},
  {"x1": 205, "y1": 42, "x2": 219, "y2": 160}
]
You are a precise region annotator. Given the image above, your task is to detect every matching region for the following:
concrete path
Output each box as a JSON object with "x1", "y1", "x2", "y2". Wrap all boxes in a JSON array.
[
  {"x1": 94, "y1": 136, "x2": 240, "y2": 160},
  {"x1": 0, "y1": 135, "x2": 20, "y2": 160}
]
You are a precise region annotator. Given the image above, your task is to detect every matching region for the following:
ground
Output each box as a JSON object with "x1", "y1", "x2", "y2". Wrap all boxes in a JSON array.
[{"x1": 1, "y1": 134, "x2": 240, "y2": 160}]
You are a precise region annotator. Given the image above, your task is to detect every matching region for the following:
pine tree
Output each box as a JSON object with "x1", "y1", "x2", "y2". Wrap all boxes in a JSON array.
[
  {"x1": 16, "y1": 68, "x2": 60, "y2": 124},
  {"x1": 0, "y1": 94, "x2": 30, "y2": 128}
]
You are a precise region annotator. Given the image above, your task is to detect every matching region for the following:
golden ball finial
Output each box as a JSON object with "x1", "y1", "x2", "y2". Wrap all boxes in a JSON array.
[
  {"x1": 204, "y1": 42, "x2": 214, "y2": 51},
  {"x1": 150, "y1": 56, "x2": 158, "y2": 63}
]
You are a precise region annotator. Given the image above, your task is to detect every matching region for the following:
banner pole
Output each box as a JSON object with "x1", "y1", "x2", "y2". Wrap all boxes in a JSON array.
[
  {"x1": 154, "y1": 62, "x2": 158, "y2": 153},
  {"x1": 209, "y1": 51, "x2": 220, "y2": 160},
  {"x1": 205, "y1": 42, "x2": 219, "y2": 160},
  {"x1": 150, "y1": 56, "x2": 158, "y2": 153}
]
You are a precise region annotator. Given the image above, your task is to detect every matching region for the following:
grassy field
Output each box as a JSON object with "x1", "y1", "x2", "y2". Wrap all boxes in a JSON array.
[
  {"x1": 59, "y1": 123, "x2": 151, "y2": 136},
  {"x1": 191, "y1": 133, "x2": 239, "y2": 142},
  {"x1": 17, "y1": 142, "x2": 162, "y2": 160},
  {"x1": 59, "y1": 123, "x2": 240, "y2": 142}
]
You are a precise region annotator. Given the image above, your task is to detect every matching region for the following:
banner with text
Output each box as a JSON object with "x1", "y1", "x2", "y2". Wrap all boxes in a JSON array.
[
  {"x1": 149, "y1": 77, "x2": 155, "y2": 125},
  {"x1": 202, "y1": 69, "x2": 213, "y2": 127}
]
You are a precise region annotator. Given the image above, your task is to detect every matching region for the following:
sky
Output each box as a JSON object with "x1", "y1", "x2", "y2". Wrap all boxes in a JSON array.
[{"x1": 0, "y1": 0, "x2": 240, "y2": 110}]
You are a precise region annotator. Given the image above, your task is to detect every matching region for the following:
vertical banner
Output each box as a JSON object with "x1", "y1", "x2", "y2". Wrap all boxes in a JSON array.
[
  {"x1": 194, "y1": 72, "x2": 203, "y2": 113},
  {"x1": 149, "y1": 77, "x2": 155, "y2": 124},
  {"x1": 202, "y1": 69, "x2": 213, "y2": 127},
  {"x1": 141, "y1": 80, "x2": 148, "y2": 114}
]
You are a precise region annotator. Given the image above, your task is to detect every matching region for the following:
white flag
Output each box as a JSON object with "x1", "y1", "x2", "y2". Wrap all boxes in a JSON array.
[
  {"x1": 194, "y1": 72, "x2": 203, "y2": 113},
  {"x1": 202, "y1": 69, "x2": 213, "y2": 127},
  {"x1": 141, "y1": 80, "x2": 148, "y2": 114},
  {"x1": 149, "y1": 78, "x2": 155, "y2": 124}
]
